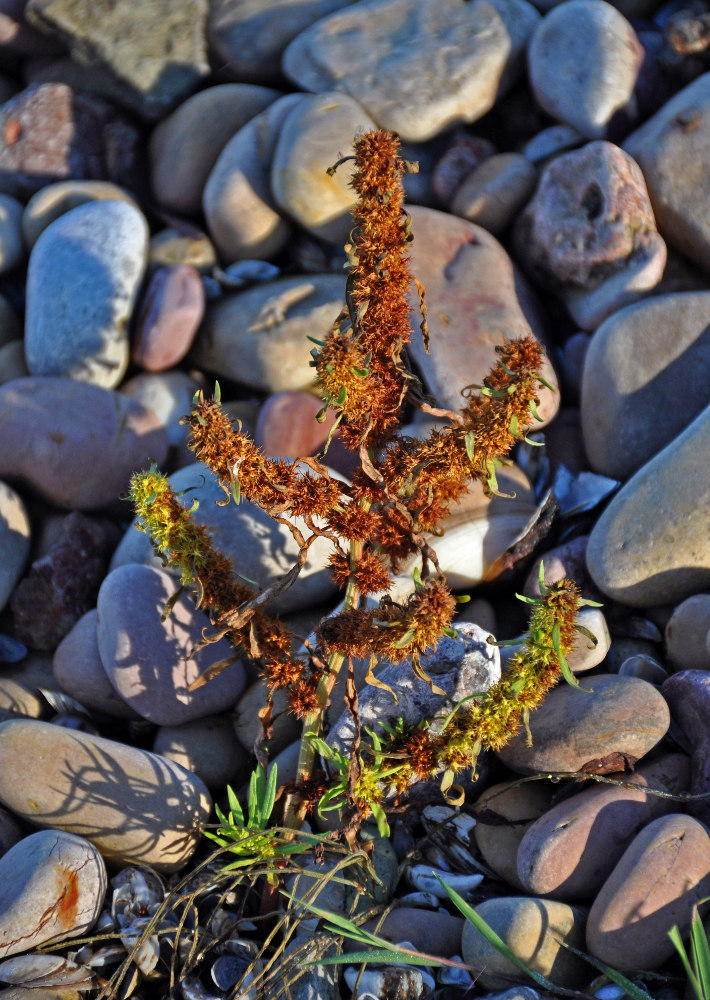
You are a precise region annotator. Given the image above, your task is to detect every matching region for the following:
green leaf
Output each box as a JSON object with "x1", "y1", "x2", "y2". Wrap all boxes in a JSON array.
[
  {"x1": 231, "y1": 474, "x2": 241, "y2": 506},
  {"x1": 370, "y1": 801, "x2": 390, "y2": 838},
  {"x1": 394, "y1": 627, "x2": 417, "y2": 649},
  {"x1": 529, "y1": 400, "x2": 544, "y2": 423},
  {"x1": 510, "y1": 414, "x2": 519, "y2": 437},
  {"x1": 262, "y1": 763, "x2": 278, "y2": 825},
  {"x1": 336, "y1": 385, "x2": 348, "y2": 406},
  {"x1": 226, "y1": 785, "x2": 244, "y2": 828},
  {"x1": 436, "y1": 877, "x2": 558, "y2": 991},
  {"x1": 557, "y1": 648, "x2": 587, "y2": 691},
  {"x1": 578, "y1": 597, "x2": 604, "y2": 608},
  {"x1": 315, "y1": 407, "x2": 327, "y2": 424},
  {"x1": 515, "y1": 593, "x2": 542, "y2": 606},
  {"x1": 455, "y1": 593, "x2": 471, "y2": 603},
  {"x1": 551, "y1": 623, "x2": 561, "y2": 652},
  {"x1": 465, "y1": 430, "x2": 475, "y2": 462},
  {"x1": 560, "y1": 939, "x2": 653, "y2": 1000},
  {"x1": 443, "y1": 626, "x2": 459, "y2": 640},
  {"x1": 307, "y1": 336, "x2": 326, "y2": 346},
  {"x1": 214, "y1": 381, "x2": 221, "y2": 403},
  {"x1": 412, "y1": 566, "x2": 423, "y2": 590},
  {"x1": 538, "y1": 559, "x2": 547, "y2": 597},
  {"x1": 316, "y1": 949, "x2": 444, "y2": 968}
]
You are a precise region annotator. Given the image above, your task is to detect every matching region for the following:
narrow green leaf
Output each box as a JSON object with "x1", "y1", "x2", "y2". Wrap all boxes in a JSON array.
[
  {"x1": 336, "y1": 385, "x2": 347, "y2": 406},
  {"x1": 226, "y1": 785, "x2": 244, "y2": 827},
  {"x1": 529, "y1": 400, "x2": 544, "y2": 422},
  {"x1": 214, "y1": 381, "x2": 221, "y2": 403},
  {"x1": 538, "y1": 559, "x2": 547, "y2": 596},
  {"x1": 315, "y1": 949, "x2": 445, "y2": 968},
  {"x1": 413, "y1": 566, "x2": 423, "y2": 590},
  {"x1": 262, "y1": 763, "x2": 278, "y2": 825},
  {"x1": 370, "y1": 801, "x2": 390, "y2": 838},
  {"x1": 315, "y1": 407, "x2": 327, "y2": 424},
  {"x1": 559, "y1": 938, "x2": 653, "y2": 1000},
  {"x1": 551, "y1": 624, "x2": 561, "y2": 653},
  {"x1": 578, "y1": 598, "x2": 604, "y2": 608},
  {"x1": 510, "y1": 414, "x2": 519, "y2": 437},
  {"x1": 231, "y1": 474, "x2": 241, "y2": 505},
  {"x1": 465, "y1": 430, "x2": 475, "y2": 462},
  {"x1": 455, "y1": 593, "x2": 471, "y2": 603},
  {"x1": 394, "y1": 627, "x2": 417, "y2": 649},
  {"x1": 558, "y1": 648, "x2": 587, "y2": 691},
  {"x1": 515, "y1": 593, "x2": 542, "y2": 606},
  {"x1": 307, "y1": 336, "x2": 326, "y2": 346}
]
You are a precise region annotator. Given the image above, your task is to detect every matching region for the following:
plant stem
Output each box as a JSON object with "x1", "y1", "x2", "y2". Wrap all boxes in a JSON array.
[{"x1": 283, "y1": 530, "x2": 364, "y2": 830}]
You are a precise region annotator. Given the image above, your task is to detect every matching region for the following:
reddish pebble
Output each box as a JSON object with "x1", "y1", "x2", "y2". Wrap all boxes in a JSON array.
[
  {"x1": 256, "y1": 390, "x2": 358, "y2": 477},
  {"x1": 132, "y1": 264, "x2": 204, "y2": 372}
]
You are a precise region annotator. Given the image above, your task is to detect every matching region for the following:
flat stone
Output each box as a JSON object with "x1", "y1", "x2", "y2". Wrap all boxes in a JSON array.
[
  {"x1": 0, "y1": 377, "x2": 168, "y2": 510},
  {"x1": 22, "y1": 180, "x2": 139, "y2": 250},
  {"x1": 528, "y1": 0, "x2": 644, "y2": 139},
  {"x1": 0, "y1": 718, "x2": 211, "y2": 870},
  {"x1": 662, "y1": 671, "x2": 710, "y2": 825},
  {"x1": 282, "y1": 0, "x2": 540, "y2": 142},
  {"x1": 270, "y1": 92, "x2": 375, "y2": 245},
  {"x1": 0, "y1": 481, "x2": 29, "y2": 614},
  {"x1": 25, "y1": 0, "x2": 210, "y2": 121},
  {"x1": 496, "y1": 674, "x2": 670, "y2": 775},
  {"x1": 0, "y1": 83, "x2": 140, "y2": 201},
  {"x1": 190, "y1": 275, "x2": 343, "y2": 392},
  {"x1": 208, "y1": 0, "x2": 351, "y2": 84},
  {"x1": 356, "y1": 908, "x2": 463, "y2": 959},
  {"x1": 582, "y1": 293, "x2": 710, "y2": 480},
  {"x1": 586, "y1": 403, "x2": 710, "y2": 605},
  {"x1": 149, "y1": 84, "x2": 279, "y2": 216},
  {"x1": 624, "y1": 72, "x2": 710, "y2": 271},
  {"x1": 11, "y1": 511, "x2": 112, "y2": 651},
  {"x1": 517, "y1": 753, "x2": 690, "y2": 899},
  {"x1": 327, "y1": 622, "x2": 501, "y2": 756},
  {"x1": 131, "y1": 265, "x2": 204, "y2": 373},
  {"x1": 203, "y1": 93, "x2": 302, "y2": 261},
  {"x1": 25, "y1": 200, "x2": 148, "y2": 389},
  {"x1": 0, "y1": 829, "x2": 106, "y2": 958},
  {"x1": 96, "y1": 564, "x2": 247, "y2": 726},
  {"x1": 111, "y1": 462, "x2": 338, "y2": 615},
  {"x1": 405, "y1": 206, "x2": 558, "y2": 423},
  {"x1": 461, "y1": 897, "x2": 588, "y2": 989},
  {"x1": 586, "y1": 814, "x2": 710, "y2": 969},
  {"x1": 53, "y1": 610, "x2": 141, "y2": 720}
]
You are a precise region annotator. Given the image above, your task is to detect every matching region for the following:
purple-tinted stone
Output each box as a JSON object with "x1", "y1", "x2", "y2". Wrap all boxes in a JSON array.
[
  {"x1": 0, "y1": 82, "x2": 140, "y2": 200},
  {"x1": 11, "y1": 511, "x2": 112, "y2": 650},
  {"x1": 431, "y1": 134, "x2": 496, "y2": 206},
  {"x1": 132, "y1": 264, "x2": 205, "y2": 372},
  {"x1": 661, "y1": 671, "x2": 710, "y2": 824}
]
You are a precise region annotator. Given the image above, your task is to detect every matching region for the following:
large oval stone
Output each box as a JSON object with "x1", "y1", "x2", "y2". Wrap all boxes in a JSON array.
[
  {"x1": 586, "y1": 814, "x2": 710, "y2": 969},
  {"x1": 0, "y1": 829, "x2": 106, "y2": 958},
  {"x1": 586, "y1": 402, "x2": 710, "y2": 605},
  {"x1": 496, "y1": 674, "x2": 670, "y2": 775},
  {"x1": 96, "y1": 564, "x2": 247, "y2": 726},
  {"x1": 0, "y1": 378, "x2": 168, "y2": 510},
  {"x1": 25, "y1": 201, "x2": 148, "y2": 389},
  {"x1": 0, "y1": 719, "x2": 211, "y2": 870}
]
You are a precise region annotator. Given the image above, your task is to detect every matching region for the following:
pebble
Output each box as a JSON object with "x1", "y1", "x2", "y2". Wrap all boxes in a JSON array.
[
  {"x1": 528, "y1": 0, "x2": 644, "y2": 139},
  {"x1": 148, "y1": 229, "x2": 217, "y2": 275},
  {"x1": 233, "y1": 681, "x2": 302, "y2": 757},
  {"x1": 665, "y1": 594, "x2": 710, "y2": 671},
  {"x1": 96, "y1": 564, "x2": 247, "y2": 726},
  {"x1": 0, "y1": 83, "x2": 140, "y2": 200},
  {"x1": 131, "y1": 265, "x2": 204, "y2": 373},
  {"x1": 522, "y1": 535, "x2": 591, "y2": 597},
  {"x1": 461, "y1": 896, "x2": 588, "y2": 989},
  {"x1": 586, "y1": 814, "x2": 710, "y2": 969},
  {"x1": 618, "y1": 653, "x2": 669, "y2": 685},
  {"x1": 0, "y1": 195, "x2": 22, "y2": 274},
  {"x1": 0, "y1": 718, "x2": 211, "y2": 870},
  {"x1": 473, "y1": 780, "x2": 555, "y2": 890},
  {"x1": 149, "y1": 84, "x2": 279, "y2": 216},
  {"x1": 522, "y1": 124, "x2": 585, "y2": 164},
  {"x1": 662, "y1": 671, "x2": 710, "y2": 825},
  {"x1": 405, "y1": 206, "x2": 558, "y2": 423},
  {"x1": 119, "y1": 370, "x2": 200, "y2": 451},
  {"x1": 282, "y1": 0, "x2": 540, "y2": 142},
  {"x1": 513, "y1": 141, "x2": 666, "y2": 330},
  {"x1": 0, "y1": 481, "x2": 29, "y2": 614},
  {"x1": 52, "y1": 610, "x2": 141, "y2": 721},
  {"x1": 565, "y1": 607, "x2": 611, "y2": 673},
  {"x1": 0, "y1": 653, "x2": 58, "y2": 718},
  {"x1": 207, "y1": 0, "x2": 351, "y2": 84},
  {"x1": 203, "y1": 94, "x2": 302, "y2": 262},
  {"x1": 582, "y1": 293, "x2": 710, "y2": 480},
  {"x1": 111, "y1": 462, "x2": 338, "y2": 615},
  {"x1": 255, "y1": 390, "x2": 341, "y2": 460},
  {"x1": 516, "y1": 753, "x2": 690, "y2": 899},
  {"x1": 327, "y1": 622, "x2": 500, "y2": 756},
  {"x1": 11, "y1": 511, "x2": 112, "y2": 651},
  {"x1": 25, "y1": 0, "x2": 210, "y2": 121},
  {"x1": 496, "y1": 674, "x2": 670, "y2": 775},
  {"x1": 450, "y1": 153, "x2": 538, "y2": 235},
  {"x1": 624, "y1": 71, "x2": 710, "y2": 270},
  {"x1": 432, "y1": 135, "x2": 497, "y2": 205},
  {"x1": 152, "y1": 714, "x2": 250, "y2": 789},
  {"x1": 0, "y1": 829, "x2": 106, "y2": 958},
  {"x1": 190, "y1": 274, "x2": 344, "y2": 392},
  {"x1": 0, "y1": 377, "x2": 168, "y2": 510},
  {"x1": 25, "y1": 200, "x2": 148, "y2": 389},
  {"x1": 21, "y1": 180, "x2": 139, "y2": 250},
  {"x1": 586, "y1": 403, "x2": 710, "y2": 605},
  {"x1": 270, "y1": 92, "x2": 375, "y2": 245}
]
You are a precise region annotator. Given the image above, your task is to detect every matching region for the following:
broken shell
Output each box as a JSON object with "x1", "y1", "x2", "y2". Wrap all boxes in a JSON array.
[
  {"x1": 409, "y1": 865, "x2": 483, "y2": 897},
  {"x1": 0, "y1": 953, "x2": 96, "y2": 989},
  {"x1": 111, "y1": 868, "x2": 165, "y2": 928},
  {"x1": 120, "y1": 917, "x2": 160, "y2": 976},
  {"x1": 181, "y1": 973, "x2": 224, "y2": 1000},
  {"x1": 421, "y1": 806, "x2": 478, "y2": 869}
]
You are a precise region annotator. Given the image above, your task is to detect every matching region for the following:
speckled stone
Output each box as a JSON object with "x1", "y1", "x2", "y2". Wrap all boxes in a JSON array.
[
  {"x1": 0, "y1": 718, "x2": 211, "y2": 870},
  {"x1": 282, "y1": 0, "x2": 540, "y2": 142},
  {"x1": 0, "y1": 829, "x2": 106, "y2": 958}
]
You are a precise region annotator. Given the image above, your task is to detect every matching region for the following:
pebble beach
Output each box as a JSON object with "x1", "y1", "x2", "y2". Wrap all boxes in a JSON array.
[{"x1": 0, "y1": 0, "x2": 709, "y2": 998}]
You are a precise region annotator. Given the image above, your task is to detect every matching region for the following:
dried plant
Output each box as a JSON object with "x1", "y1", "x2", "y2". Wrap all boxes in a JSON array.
[{"x1": 130, "y1": 127, "x2": 585, "y2": 837}]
